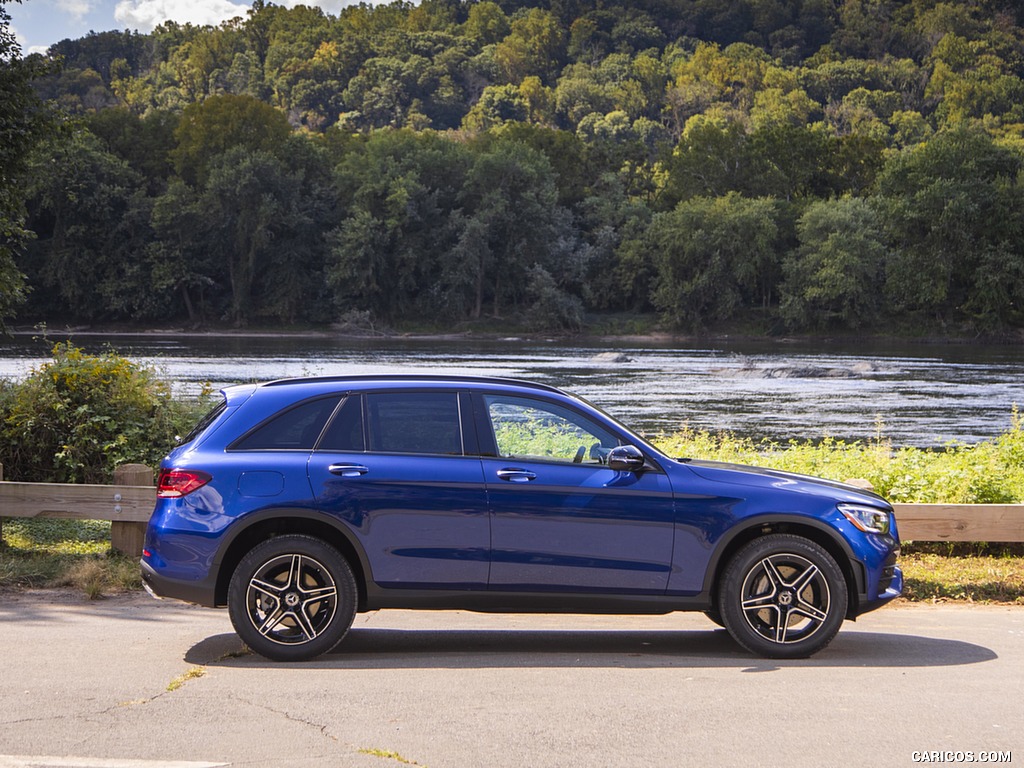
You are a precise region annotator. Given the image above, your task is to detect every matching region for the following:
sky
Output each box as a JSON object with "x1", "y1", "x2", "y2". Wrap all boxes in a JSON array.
[{"x1": 7, "y1": 0, "x2": 370, "y2": 55}]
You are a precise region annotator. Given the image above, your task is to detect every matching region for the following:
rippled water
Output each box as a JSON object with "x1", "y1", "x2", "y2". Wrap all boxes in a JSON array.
[{"x1": 2, "y1": 333, "x2": 1023, "y2": 447}]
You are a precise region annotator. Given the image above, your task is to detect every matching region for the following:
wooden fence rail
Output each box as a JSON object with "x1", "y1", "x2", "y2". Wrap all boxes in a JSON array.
[
  {"x1": 0, "y1": 463, "x2": 154, "y2": 555},
  {"x1": 1, "y1": 465, "x2": 1024, "y2": 556},
  {"x1": 892, "y1": 503, "x2": 1024, "y2": 543}
]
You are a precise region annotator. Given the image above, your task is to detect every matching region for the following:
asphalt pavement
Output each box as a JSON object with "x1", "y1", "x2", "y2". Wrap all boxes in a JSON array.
[{"x1": 0, "y1": 592, "x2": 1020, "y2": 768}]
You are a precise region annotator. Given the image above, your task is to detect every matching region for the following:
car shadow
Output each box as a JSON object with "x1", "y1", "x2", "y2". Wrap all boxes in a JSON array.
[{"x1": 187, "y1": 626, "x2": 997, "y2": 670}]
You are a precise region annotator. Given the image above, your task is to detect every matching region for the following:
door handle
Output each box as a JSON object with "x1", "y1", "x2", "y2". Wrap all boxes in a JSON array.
[
  {"x1": 328, "y1": 463, "x2": 369, "y2": 477},
  {"x1": 496, "y1": 468, "x2": 537, "y2": 483}
]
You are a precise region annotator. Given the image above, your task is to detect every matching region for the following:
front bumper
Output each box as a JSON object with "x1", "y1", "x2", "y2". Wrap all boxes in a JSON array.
[{"x1": 857, "y1": 565, "x2": 904, "y2": 616}]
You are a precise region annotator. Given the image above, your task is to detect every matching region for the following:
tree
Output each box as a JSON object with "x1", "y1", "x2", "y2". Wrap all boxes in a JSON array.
[
  {"x1": 328, "y1": 131, "x2": 472, "y2": 321},
  {"x1": 171, "y1": 94, "x2": 292, "y2": 186},
  {"x1": 651, "y1": 193, "x2": 779, "y2": 328},
  {"x1": 149, "y1": 134, "x2": 335, "y2": 326},
  {"x1": 875, "y1": 127, "x2": 1024, "y2": 326},
  {"x1": 85, "y1": 107, "x2": 179, "y2": 190},
  {"x1": 1, "y1": 0, "x2": 57, "y2": 328},
  {"x1": 662, "y1": 115, "x2": 754, "y2": 203},
  {"x1": 462, "y1": 83, "x2": 529, "y2": 130},
  {"x1": 462, "y1": 2, "x2": 510, "y2": 46},
  {"x1": 194, "y1": 143, "x2": 332, "y2": 325},
  {"x1": 780, "y1": 197, "x2": 887, "y2": 329},
  {"x1": 493, "y1": 9, "x2": 566, "y2": 85},
  {"x1": 22, "y1": 129, "x2": 151, "y2": 321},
  {"x1": 148, "y1": 179, "x2": 220, "y2": 323},
  {"x1": 456, "y1": 141, "x2": 569, "y2": 319}
]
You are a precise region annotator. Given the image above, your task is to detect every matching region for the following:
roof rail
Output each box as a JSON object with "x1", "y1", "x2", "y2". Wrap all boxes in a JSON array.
[{"x1": 259, "y1": 374, "x2": 565, "y2": 394}]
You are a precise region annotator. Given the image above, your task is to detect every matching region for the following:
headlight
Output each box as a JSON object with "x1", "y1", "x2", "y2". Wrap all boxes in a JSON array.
[{"x1": 838, "y1": 503, "x2": 892, "y2": 534}]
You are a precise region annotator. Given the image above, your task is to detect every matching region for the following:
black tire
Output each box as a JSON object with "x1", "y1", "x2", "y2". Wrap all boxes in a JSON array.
[
  {"x1": 718, "y1": 534, "x2": 848, "y2": 659},
  {"x1": 228, "y1": 535, "x2": 357, "y2": 662},
  {"x1": 703, "y1": 608, "x2": 726, "y2": 628}
]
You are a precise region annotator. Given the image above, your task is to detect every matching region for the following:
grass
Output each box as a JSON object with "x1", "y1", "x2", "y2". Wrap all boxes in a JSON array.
[
  {"x1": 0, "y1": 518, "x2": 142, "y2": 597},
  {"x1": 166, "y1": 667, "x2": 206, "y2": 692},
  {"x1": 358, "y1": 748, "x2": 423, "y2": 766},
  {"x1": 900, "y1": 543, "x2": 1024, "y2": 604}
]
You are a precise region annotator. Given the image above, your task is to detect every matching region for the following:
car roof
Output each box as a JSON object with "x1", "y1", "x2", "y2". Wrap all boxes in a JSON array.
[{"x1": 254, "y1": 375, "x2": 566, "y2": 396}]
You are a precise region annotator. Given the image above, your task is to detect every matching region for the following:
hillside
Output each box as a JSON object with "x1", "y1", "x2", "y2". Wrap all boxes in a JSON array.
[{"x1": 7, "y1": 0, "x2": 1024, "y2": 335}]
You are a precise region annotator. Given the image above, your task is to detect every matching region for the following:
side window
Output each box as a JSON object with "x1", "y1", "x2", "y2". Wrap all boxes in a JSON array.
[
  {"x1": 317, "y1": 395, "x2": 365, "y2": 452},
  {"x1": 484, "y1": 395, "x2": 620, "y2": 464},
  {"x1": 177, "y1": 397, "x2": 227, "y2": 446},
  {"x1": 231, "y1": 396, "x2": 340, "y2": 451},
  {"x1": 366, "y1": 392, "x2": 462, "y2": 455}
]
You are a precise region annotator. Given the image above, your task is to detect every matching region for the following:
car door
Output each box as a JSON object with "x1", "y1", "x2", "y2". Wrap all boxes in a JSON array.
[
  {"x1": 476, "y1": 392, "x2": 675, "y2": 593},
  {"x1": 309, "y1": 391, "x2": 490, "y2": 589}
]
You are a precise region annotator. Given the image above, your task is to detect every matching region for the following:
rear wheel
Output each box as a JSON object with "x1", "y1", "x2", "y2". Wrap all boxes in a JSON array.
[
  {"x1": 718, "y1": 534, "x2": 847, "y2": 659},
  {"x1": 228, "y1": 535, "x2": 357, "y2": 662}
]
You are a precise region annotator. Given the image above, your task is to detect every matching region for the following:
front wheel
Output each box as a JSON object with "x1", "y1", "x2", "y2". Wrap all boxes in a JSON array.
[
  {"x1": 228, "y1": 535, "x2": 357, "y2": 662},
  {"x1": 718, "y1": 534, "x2": 848, "y2": 659}
]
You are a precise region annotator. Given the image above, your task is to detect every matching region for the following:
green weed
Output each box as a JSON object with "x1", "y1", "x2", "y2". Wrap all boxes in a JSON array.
[{"x1": 653, "y1": 411, "x2": 1024, "y2": 504}]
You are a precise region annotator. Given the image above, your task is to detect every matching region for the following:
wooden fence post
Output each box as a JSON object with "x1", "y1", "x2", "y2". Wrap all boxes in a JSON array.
[{"x1": 111, "y1": 464, "x2": 154, "y2": 557}]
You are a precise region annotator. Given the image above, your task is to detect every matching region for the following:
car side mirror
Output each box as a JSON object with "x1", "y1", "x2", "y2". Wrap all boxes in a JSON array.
[{"x1": 607, "y1": 445, "x2": 646, "y2": 473}]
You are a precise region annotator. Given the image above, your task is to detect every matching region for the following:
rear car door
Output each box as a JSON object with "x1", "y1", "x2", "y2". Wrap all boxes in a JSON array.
[
  {"x1": 475, "y1": 392, "x2": 675, "y2": 593},
  {"x1": 309, "y1": 390, "x2": 490, "y2": 589}
]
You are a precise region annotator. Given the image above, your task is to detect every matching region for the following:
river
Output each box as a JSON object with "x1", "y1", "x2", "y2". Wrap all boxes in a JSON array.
[{"x1": 2, "y1": 332, "x2": 1023, "y2": 448}]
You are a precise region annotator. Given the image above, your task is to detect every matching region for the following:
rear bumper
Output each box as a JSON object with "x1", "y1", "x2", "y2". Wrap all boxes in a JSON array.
[{"x1": 140, "y1": 558, "x2": 219, "y2": 608}]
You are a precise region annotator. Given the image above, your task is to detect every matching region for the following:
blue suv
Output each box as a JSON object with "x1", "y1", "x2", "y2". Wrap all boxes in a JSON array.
[{"x1": 141, "y1": 376, "x2": 902, "y2": 661}]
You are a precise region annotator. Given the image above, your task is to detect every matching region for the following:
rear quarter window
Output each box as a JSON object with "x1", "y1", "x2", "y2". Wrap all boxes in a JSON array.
[
  {"x1": 230, "y1": 396, "x2": 341, "y2": 451},
  {"x1": 177, "y1": 398, "x2": 228, "y2": 446}
]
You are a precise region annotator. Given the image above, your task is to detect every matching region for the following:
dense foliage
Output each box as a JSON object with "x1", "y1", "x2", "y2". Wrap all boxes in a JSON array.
[
  {"x1": 0, "y1": 0, "x2": 57, "y2": 329},
  {"x1": 9, "y1": 0, "x2": 1024, "y2": 333},
  {"x1": 656, "y1": 408, "x2": 1024, "y2": 504},
  {"x1": 0, "y1": 343, "x2": 206, "y2": 482}
]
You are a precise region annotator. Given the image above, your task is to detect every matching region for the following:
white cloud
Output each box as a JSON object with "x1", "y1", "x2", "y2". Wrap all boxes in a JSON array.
[
  {"x1": 112, "y1": 0, "x2": 394, "y2": 34},
  {"x1": 281, "y1": 0, "x2": 331, "y2": 10},
  {"x1": 55, "y1": 0, "x2": 94, "y2": 22},
  {"x1": 5, "y1": 23, "x2": 46, "y2": 56},
  {"x1": 114, "y1": 0, "x2": 250, "y2": 32}
]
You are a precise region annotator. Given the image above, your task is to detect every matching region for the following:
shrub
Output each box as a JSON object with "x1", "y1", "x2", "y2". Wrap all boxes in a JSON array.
[
  {"x1": 653, "y1": 414, "x2": 1024, "y2": 504},
  {"x1": 0, "y1": 342, "x2": 206, "y2": 483}
]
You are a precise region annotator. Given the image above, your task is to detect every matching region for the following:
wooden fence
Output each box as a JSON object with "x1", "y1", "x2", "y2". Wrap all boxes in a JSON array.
[
  {"x1": 1, "y1": 464, "x2": 1023, "y2": 556},
  {"x1": 0, "y1": 464, "x2": 154, "y2": 556}
]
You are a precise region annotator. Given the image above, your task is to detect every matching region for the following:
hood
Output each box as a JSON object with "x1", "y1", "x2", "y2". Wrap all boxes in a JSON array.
[{"x1": 676, "y1": 458, "x2": 890, "y2": 507}]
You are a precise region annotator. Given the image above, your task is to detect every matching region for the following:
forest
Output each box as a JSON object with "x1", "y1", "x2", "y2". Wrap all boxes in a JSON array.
[{"x1": 4, "y1": 0, "x2": 1024, "y2": 335}]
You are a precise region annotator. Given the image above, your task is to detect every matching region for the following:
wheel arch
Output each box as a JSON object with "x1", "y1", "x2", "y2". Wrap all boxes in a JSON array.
[
  {"x1": 703, "y1": 515, "x2": 865, "y2": 619},
  {"x1": 213, "y1": 509, "x2": 372, "y2": 611}
]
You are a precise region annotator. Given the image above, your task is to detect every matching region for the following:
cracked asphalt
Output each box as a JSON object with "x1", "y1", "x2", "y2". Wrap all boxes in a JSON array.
[{"x1": 0, "y1": 592, "x2": 1021, "y2": 768}]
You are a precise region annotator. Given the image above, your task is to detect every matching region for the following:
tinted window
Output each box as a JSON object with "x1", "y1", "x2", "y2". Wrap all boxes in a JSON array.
[
  {"x1": 177, "y1": 397, "x2": 227, "y2": 446},
  {"x1": 317, "y1": 395, "x2": 365, "y2": 452},
  {"x1": 366, "y1": 392, "x2": 462, "y2": 455},
  {"x1": 232, "y1": 397, "x2": 340, "y2": 451},
  {"x1": 484, "y1": 395, "x2": 620, "y2": 464}
]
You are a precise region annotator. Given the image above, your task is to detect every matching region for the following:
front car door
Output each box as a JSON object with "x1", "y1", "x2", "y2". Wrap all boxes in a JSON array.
[{"x1": 475, "y1": 392, "x2": 675, "y2": 593}]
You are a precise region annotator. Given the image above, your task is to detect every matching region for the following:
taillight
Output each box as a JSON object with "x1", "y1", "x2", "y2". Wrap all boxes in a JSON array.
[{"x1": 157, "y1": 468, "x2": 212, "y2": 498}]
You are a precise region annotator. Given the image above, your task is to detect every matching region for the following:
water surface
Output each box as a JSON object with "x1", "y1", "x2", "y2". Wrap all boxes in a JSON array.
[{"x1": 2, "y1": 333, "x2": 1022, "y2": 448}]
